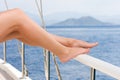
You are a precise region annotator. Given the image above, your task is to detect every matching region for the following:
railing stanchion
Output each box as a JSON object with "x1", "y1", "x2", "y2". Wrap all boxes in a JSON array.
[
  {"x1": 3, "y1": 42, "x2": 6, "y2": 63},
  {"x1": 90, "y1": 68, "x2": 96, "y2": 80},
  {"x1": 21, "y1": 43, "x2": 25, "y2": 78},
  {"x1": 48, "y1": 51, "x2": 50, "y2": 80}
]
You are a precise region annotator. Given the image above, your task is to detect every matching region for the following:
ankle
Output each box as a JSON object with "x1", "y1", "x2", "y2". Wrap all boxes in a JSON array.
[{"x1": 57, "y1": 47, "x2": 70, "y2": 62}]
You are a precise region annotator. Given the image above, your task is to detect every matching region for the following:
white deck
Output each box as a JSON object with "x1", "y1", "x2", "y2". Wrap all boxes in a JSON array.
[{"x1": 0, "y1": 59, "x2": 32, "y2": 80}]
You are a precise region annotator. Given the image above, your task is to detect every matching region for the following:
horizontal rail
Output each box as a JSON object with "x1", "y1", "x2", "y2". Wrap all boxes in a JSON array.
[{"x1": 74, "y1": 54, "x2": 120, "y2": 80}]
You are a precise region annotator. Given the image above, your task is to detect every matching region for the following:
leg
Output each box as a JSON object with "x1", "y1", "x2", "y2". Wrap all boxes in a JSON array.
[
  {"x1": 49, "y1": 34, "x2": 98, "y2": 48},
  {"x1": 0, "y1": 9, "x2": 90, "y2": 63},
  {"x1": 0, "y1": 9, "x2": 98, "y2": 48}
]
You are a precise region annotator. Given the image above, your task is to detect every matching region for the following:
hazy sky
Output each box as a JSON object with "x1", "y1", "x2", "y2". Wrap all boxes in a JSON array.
[{"x1": 0, "y1": 0, "x2": 120, "y2": 16}]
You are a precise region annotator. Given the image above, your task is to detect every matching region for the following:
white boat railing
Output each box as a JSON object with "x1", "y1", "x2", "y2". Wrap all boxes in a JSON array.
[
  {"x1": 74, "y1": 54, "x2": 120, "y2": 80},
  {"x1": 2, "y1": 42, "x2": 27, "y2": 79},
  {"x1": 0, "y1": 59, "x2": 31, "y2": 80}
]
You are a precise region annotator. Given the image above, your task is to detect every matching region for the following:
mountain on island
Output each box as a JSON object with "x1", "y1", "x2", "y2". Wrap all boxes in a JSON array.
[{"x1": 52, "y1": 16, "x2": 112, "y2": 27}]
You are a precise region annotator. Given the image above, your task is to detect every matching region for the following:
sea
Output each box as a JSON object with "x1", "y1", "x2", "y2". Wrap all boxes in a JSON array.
[{"x1": 0, "y1": 27, "x2": 120, "y2": 80}]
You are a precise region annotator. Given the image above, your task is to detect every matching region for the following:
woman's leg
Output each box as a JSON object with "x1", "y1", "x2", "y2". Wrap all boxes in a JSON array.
[
  {"x1": 0, "y1": 9, "x2": 90, "y2": 63},
  {"x1": 49, "y1": 34, "x2": 98, "y2": 48},
  {"x1": 0, "y1": 9, "x2": 98, "y2": 48}
]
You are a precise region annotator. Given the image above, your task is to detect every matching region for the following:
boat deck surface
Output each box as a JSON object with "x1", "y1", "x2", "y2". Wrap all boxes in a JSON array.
[{"x1": 0, "y1": 68, "x2": 14, "y2": 80}]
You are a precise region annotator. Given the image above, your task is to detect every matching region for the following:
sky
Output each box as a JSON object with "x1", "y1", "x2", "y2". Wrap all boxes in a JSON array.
[
  {"x1": 1, "y1": 0, "x2": 120, "y2": 24},
  {"x1": 0, "y1": 0, "x2": 120, "y2": 16},
  {"x1": 43, "y1": 0, "x2": 120, "y2": 16}
]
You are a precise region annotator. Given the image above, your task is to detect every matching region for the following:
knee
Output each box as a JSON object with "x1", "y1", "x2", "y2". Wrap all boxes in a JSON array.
[
  {"x1": 9, "y1": 8, "x2": 27, "y2": 30},
  {"x1": 4, "y1": 8, "x2": 26, "y2": 24}
]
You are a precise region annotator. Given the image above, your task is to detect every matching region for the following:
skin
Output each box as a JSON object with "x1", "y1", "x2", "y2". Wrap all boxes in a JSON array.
[{"x1": 0, "y1": 8, "x2": 98, "y2": 63}]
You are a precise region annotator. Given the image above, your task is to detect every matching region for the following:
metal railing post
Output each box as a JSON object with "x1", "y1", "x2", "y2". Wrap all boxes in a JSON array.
[
  {"x1": 43, "y1": 50, "x2": 50, "y2": 80},
  {"x1": 21, "y1": 43, "x2": 25, "y2": 78},
  {"x1": 3, "y1": 42, "x2": 6, "y2": 63},
  {"x1": 90, "y1": 68, "x2": 96, "y2": 80},
  {"x1": 48, "y1": 51, "x2": 50, "y2": 80}
]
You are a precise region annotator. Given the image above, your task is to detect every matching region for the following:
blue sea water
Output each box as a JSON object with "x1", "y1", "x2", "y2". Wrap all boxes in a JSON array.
[{"x1": 0, "y1": 28, "x2": 120, "y2": 80}]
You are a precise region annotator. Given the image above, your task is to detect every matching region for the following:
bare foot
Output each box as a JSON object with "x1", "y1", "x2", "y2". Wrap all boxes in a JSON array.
[
  {"x1": 67, "y1": 39, "x2": 98, "y2": 48},
  {"x1": 58, "y1": 47, "x2": 90, "y2": 63}
]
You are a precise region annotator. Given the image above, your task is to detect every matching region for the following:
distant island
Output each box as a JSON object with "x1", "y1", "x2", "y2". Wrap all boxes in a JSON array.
[
  {"x1": 26, "y1": 12, "x2": 120, "y2": 28},
  {"x1": 47, "y1": 16, "x2": 120, "y2": 28}
]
